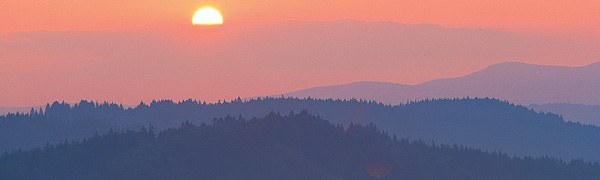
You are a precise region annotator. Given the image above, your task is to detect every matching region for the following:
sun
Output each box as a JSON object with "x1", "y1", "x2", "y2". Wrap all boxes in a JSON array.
[{"x1": 192, "y1": 8, "x2": 223, "y2": 25}]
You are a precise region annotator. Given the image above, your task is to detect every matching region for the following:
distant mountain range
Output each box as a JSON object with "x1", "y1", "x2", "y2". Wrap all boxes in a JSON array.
[
  {"x1": 3, "y1": 62, "x2": 598, "y2": 124},
  {"x1": 279, "y1": 61, "x2": 600, "y2": 106}
]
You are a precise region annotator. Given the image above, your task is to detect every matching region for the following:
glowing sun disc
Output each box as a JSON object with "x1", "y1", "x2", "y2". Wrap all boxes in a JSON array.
[{"x1": 192, "y1": 8, "x2": 223, "y2": 25}]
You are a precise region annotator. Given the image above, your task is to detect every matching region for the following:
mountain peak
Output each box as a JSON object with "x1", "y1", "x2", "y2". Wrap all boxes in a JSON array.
[
  {"x1": 349, "y1": 81, "x2": 408, "y2": 86},
  {"x1": 584, "y1": 61, "x2": 600, "y2": 68},
  {"x1": 473, "y1": 62, "x2": 545, "y2": 76},
  {"x1": 485, "y1": 61, "x2": 600, "y2": 70},
  {"x1": 485, "y1": 62, "x2": 541, "y2": 69}
]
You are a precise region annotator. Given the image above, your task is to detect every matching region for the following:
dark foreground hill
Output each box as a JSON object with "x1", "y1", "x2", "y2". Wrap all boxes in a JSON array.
[
  {"x1": 2, "y1": 111, "x2": 599, "y2": 180},
  {"x1": 2, "y1": 98, "x2": 600, "y2": 162}
]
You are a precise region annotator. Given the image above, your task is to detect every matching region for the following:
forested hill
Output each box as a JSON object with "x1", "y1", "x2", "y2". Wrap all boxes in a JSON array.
[
  {"x1": 2, "y1": 111, "x2": 599, "y2": 180},
  {"x1": 2, "y1": 97, "x2": 600, "y2": 162}
]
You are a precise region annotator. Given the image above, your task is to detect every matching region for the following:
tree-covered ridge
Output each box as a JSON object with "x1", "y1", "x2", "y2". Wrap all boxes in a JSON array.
[
  {"x1": 2, "y1": 97, "x2": 599, "y2": 161},
  {"x1": 1, "y1": 111, "x2": 598, "y2": 180}
]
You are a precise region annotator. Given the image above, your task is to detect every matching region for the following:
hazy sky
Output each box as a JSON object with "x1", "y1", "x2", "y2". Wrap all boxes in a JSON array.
[
  {"x1": 2, "y1": 0, "x2": 598, "y2": 36},
  {"x1": 1, "y1": 0, "x2": 599, "y2": 106}
]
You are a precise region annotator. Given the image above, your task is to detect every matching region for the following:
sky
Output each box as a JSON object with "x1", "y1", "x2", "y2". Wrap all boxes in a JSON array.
[
  {"x1": 2, "y1": 0, "x2": 599, "y2": 36},
  {"x1": 1, "y1": 0, "x2": 599, "y2": 107}
]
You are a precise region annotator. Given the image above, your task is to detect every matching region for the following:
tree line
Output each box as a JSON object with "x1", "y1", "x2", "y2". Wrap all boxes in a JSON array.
[{"x1": 2, "y1": 97, "x2": 600, "y2": 162}]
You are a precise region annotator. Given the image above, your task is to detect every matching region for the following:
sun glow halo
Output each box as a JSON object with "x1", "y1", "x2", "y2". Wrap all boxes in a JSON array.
[{"x1": 192, "y1": 8, "x2": 223, "y2": 25}]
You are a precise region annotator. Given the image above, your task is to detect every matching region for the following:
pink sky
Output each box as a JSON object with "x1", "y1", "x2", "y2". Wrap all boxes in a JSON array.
[
  {"x1": 2, "y1": 0, "x2": 599, "y2": 37},
  {"x1": 1, "y1": 0, "x2": 599, "y2": 107}
]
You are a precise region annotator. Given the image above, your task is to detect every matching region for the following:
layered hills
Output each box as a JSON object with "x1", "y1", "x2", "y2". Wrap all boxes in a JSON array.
[
  {"x1": 2, "y1": 98, "x2": 600, "y2": 162},
  {"x1": 2, "y1": 111, "x2": 598, "y2": 180}
]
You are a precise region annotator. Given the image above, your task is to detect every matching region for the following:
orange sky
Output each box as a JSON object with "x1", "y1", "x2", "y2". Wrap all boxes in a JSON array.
[
  {"x1": 2, "y1": 0, "x2": 599, "y2": 37},
  {"x1": 1, "y1": 0, "x2": 599, "y2": 107}
]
